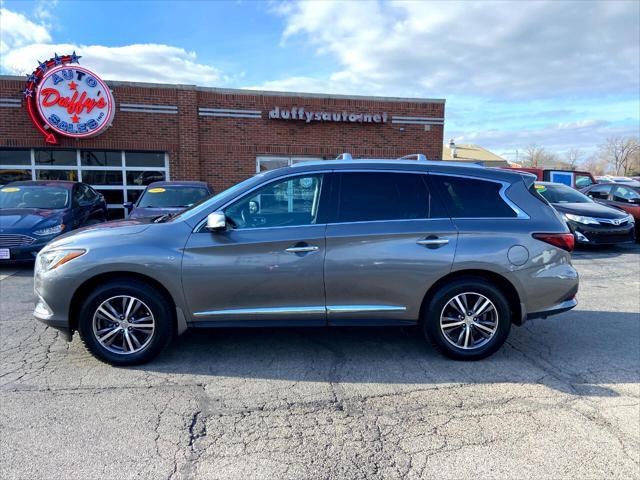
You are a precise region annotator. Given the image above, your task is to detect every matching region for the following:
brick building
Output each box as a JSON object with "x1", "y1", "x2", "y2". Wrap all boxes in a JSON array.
[{"x1": 0, "y1": 75, "x2": 445, "y2": 218}]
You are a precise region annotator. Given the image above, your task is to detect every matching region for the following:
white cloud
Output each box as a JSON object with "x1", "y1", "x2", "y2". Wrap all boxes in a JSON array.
[
  {"x1": 2, "y1": 43, "x2": 225, "y2": 85},
  {"x1": 0, "y1": 7, "x2": 51, "y2": 55},
  {"x1": 450, "y1": 119, "x2": 639, "y2": 160},
  {"x1": 271, "y1": 0, "x2": 640, "y2": 99},
  {"x1": 0, "y1": 7, "x2": 227, "y2": 86}
]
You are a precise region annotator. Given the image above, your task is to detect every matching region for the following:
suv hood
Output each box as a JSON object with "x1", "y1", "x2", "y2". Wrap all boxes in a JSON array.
[
  {"x1": 552, "y1": 202, "x2": 628, "y2": 219},
  {"x1": 0, "y1": 208, "x2": 66, "y2": 231},
  {"x1": 46, "y1": 218, "x2": 152, "y2": 249}
]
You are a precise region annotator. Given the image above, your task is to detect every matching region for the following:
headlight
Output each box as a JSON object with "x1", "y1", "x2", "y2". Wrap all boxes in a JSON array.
[
  {"x1": 33, "y1": 224, "x2": 65, "y2": 236},
  {"x1": 36, "y1": 249, "x2": 86, "y2": 272},
  {"x1": 564, "y1": 213, "x2": 599, "y2": 225}
]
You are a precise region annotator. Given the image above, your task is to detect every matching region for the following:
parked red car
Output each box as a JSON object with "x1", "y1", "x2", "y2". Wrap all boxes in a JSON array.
[
  {"x1": 500, "y1": 167, "x2": 596, "y2": 189},
  {"x1": 581, "y1": 183, "x2": 640, "y2": 240}
]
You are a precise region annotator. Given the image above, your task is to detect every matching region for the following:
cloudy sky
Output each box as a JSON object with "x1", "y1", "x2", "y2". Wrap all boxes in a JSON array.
[{"x1": 1, "y1": 0, "x2": 638, "y2": 161}]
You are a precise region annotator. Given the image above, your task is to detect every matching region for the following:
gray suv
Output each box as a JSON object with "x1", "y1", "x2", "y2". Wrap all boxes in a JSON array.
[{"x1": 34, "y1": 159, "x2": 579, "y2": 365}]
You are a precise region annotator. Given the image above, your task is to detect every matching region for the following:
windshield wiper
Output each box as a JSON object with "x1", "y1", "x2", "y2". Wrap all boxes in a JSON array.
[{"x1": 153, "y1": 213, "x2": 174, "y2": 223}]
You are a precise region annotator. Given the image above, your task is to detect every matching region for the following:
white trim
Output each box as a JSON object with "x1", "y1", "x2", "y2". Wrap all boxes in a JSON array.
[
  {"x1": 391, "y1": 119, "x2": 444, "y2": 125},
  {"x1": 0, "y1": 98, "x2": 20, "y2": 108},
  {"x1": 120, "y1": 108, "x2": 177, "y2": 114},
  {"x1": 119, "y1": 103, "x2": 177, "y2": 110},
  {"x1": 199, "y1": 112, "x2": 261, "y2": 119},
  {"x1": 392, "y1": 116, "x2": 444, "y2": 121}
]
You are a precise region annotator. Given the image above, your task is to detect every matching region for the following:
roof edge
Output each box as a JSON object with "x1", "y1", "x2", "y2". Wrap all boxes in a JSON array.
[{"x1": 0, "y1": 75, "x2": 445, "y2": 104}]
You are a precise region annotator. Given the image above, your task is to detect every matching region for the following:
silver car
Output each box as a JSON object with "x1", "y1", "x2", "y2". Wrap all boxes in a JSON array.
[{"x1": 34, "y1": 159, "x2": 579, "y2": 365}]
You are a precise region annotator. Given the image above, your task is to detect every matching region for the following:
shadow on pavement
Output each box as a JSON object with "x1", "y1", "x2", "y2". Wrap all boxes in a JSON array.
[
  {"x1": 0, "y1": 262, "x2": 34, "y2": 278},
  {"x1": 138, "y1": 309, "x2": 639, "y2": 398},
  {"x1": 572, "y1": 242, "x2": 639, "y2": 260}
]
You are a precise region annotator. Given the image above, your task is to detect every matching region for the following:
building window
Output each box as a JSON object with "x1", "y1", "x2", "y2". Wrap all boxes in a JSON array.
[
  {"x1": 81, "y1": 150, "x2": 122, "y2": 167},
  {"x1": 0, "y1": 148, "x2": 169, "y2": 219},
  {"x1": 34, "y1": 149, "x2": 76, "y2": 166},
  {"x1": 0, "y1": 149, "x2": 30, "y2": 166},
  {"x1": 126, "y1": 151, "x2": 165, "y2": 167}
]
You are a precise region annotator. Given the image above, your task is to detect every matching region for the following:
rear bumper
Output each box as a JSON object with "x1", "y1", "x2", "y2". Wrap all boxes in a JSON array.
[{"x1": 527, "y1": 298, "x2": 577, "y2": 320}]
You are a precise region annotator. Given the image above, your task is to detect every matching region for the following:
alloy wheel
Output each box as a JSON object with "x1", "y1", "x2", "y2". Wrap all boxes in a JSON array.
[
  {"x1": 92, "y1": 295, "x2": 156, "y2": 355},
  {"x1": 439, "y1": 292, "x2": 499, "y2": 350}
]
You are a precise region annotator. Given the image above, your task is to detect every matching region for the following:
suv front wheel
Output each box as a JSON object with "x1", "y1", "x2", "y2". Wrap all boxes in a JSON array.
[
  {"x1": 77, "y1": 279, "x2": 173, "y2": 365},
  {"x1": 422, "y1": 278, "x2": 511, "y2": 360}
]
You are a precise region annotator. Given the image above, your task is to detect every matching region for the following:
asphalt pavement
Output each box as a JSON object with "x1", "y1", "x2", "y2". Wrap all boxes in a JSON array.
[{"x1": 0, "y1": 244, "x2": 638, "y2": 479}]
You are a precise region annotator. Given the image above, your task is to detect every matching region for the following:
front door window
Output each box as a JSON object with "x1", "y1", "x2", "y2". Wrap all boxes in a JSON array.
[{"x1": 225, "y1": 174, "x2": 324, "y2": 229}]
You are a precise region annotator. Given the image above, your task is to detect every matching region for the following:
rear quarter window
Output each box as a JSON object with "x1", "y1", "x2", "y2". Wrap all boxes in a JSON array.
[{"x1": 430, "y1": 175, "x2": 517, "y2": 218}]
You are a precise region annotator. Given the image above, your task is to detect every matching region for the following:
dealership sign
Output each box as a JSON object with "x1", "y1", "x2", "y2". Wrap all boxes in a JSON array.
[
  {"x1": 22, "y1": 52, "x2": 115, "y2": 144},
  {"x1": 269, "y1": 106, "x2": 387, "y2": 124}
]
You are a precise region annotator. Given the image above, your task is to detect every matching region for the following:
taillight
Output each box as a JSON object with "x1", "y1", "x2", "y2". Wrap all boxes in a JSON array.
[{"x1": 532, "y1": 233, "x2": 575, "y2": 252}]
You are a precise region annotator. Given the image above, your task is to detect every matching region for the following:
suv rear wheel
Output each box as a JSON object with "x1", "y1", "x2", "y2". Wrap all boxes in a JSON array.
[
  {"x1": 422, "y1": 278, "x2": 511, "y2": 360},
  {"x1": 77, "y1": 279, "x2": 173, "y2": 365}
]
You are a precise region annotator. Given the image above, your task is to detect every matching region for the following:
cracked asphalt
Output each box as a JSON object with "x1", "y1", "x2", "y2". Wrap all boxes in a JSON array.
[{"x1": 1, "y1": 244, "x2": 639, "y2": 479}]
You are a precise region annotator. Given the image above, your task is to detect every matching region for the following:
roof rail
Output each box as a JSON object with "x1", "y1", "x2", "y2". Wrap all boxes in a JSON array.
[
  {"x1": 335, "y1": 153, "x2": 353, "y2": 161},
  {"x1": 399, "y1": 154, "x2": 428, "y2": 162}
]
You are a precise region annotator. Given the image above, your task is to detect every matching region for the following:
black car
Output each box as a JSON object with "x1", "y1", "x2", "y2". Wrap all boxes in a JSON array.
[
  {"x1": 535, "y1": 182, "x2": 635, "y2": 245},
  {"x1": 580, "y1": 183, "x2": 640, "y2": 240},
  {"x1": 0, "y1": 181, "x2": 107, "y2": 262}
]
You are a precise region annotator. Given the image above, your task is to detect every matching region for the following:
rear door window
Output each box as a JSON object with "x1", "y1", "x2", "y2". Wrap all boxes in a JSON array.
[
  {"x1": 430, "y1": 175, "x2": 517, "y2": 218},
  {"x1": 334, "y1": 172, "x2": 445, "y2": 223}
]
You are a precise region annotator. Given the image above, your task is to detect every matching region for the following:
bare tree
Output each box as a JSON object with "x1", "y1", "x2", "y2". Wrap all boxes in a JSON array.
[
  {"x1": 582, "y1": 155, "x2": 607, "y2": 175},
  {"x1": 523, "y1": 144, "x2": 547, "y2": 168},
  {"x1": 564, "y1": 148, "x2": 582, "y2": 170},
  {"x1": 598, "y1": 136, "x2": 640, "y2": 175}
]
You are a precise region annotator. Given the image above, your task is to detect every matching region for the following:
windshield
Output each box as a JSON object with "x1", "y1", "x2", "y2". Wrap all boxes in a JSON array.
[
  {"x1": 138, "y1": 186, "x2": 209, "y2": 208},
  {"x1": 171, "y1": 174, "x2": 265, "y2": 222},
  {"x1": 0, "y1": 185, "x2": 69, "y2": 209},
  {"x1": 536, "y1": 183, "x2": 592, "y2": 204}
]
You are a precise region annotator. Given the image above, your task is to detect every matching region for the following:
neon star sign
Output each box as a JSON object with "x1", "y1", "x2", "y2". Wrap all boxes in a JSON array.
[{"x1": 22, "y1": 52, "x2": 115, "y2": 144}]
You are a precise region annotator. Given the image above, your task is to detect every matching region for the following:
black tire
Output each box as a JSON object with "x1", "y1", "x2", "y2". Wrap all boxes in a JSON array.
[
  {"x1": 77, "y1": 279, "x2": 173, "y2": 366},
  {"x1": 421, "y1": 277, "x2": 511, "y2": 360}
]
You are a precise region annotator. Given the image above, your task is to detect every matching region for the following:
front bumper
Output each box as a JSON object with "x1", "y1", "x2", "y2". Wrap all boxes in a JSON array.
[
  {"x1": 568, "y1": 221, "x2": 635, "y2": 245},
  {"x1": 0, "y1": 236, "x2": 57, "y2": 263}
]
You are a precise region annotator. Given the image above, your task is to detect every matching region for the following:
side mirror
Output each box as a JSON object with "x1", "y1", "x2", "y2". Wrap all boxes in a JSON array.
[
  {"x1": 206, "y1": 211, "x2": 227, "y2": 231},
  {"x1": 123, "y1": 201, "x2": 134, "y2": 212}
]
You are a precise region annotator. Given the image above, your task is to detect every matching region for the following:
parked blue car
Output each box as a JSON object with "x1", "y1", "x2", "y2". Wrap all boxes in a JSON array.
[
  {"x1": 125, "y1": 181, "x2": 213, "y2": 219},
  {"x1": 0, "y1": 181, "x2": 107, "y2": 262}
]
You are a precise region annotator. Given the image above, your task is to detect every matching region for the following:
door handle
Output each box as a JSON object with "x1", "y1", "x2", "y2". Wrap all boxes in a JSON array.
[
  {"x1": 285, "y1": 245, "x2": 319, "y2": 253},
  {"x1": 417, "y1": 238, "x2": 449, "y2": 247}
]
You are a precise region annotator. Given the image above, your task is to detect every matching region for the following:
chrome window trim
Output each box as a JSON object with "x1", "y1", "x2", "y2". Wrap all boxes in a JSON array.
[
  {"x1": 193, "y1": 304, "x2": 407, "y2": 317},
  {"x1": 192, "y1": 167, "x2": 530, "y2": 231},
  {"x1": 326, "y1": 218, "x2": 446, "y2": 227},
  {"x1": 429, "y1": 172, "x2": 530, "y2": 220}
]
